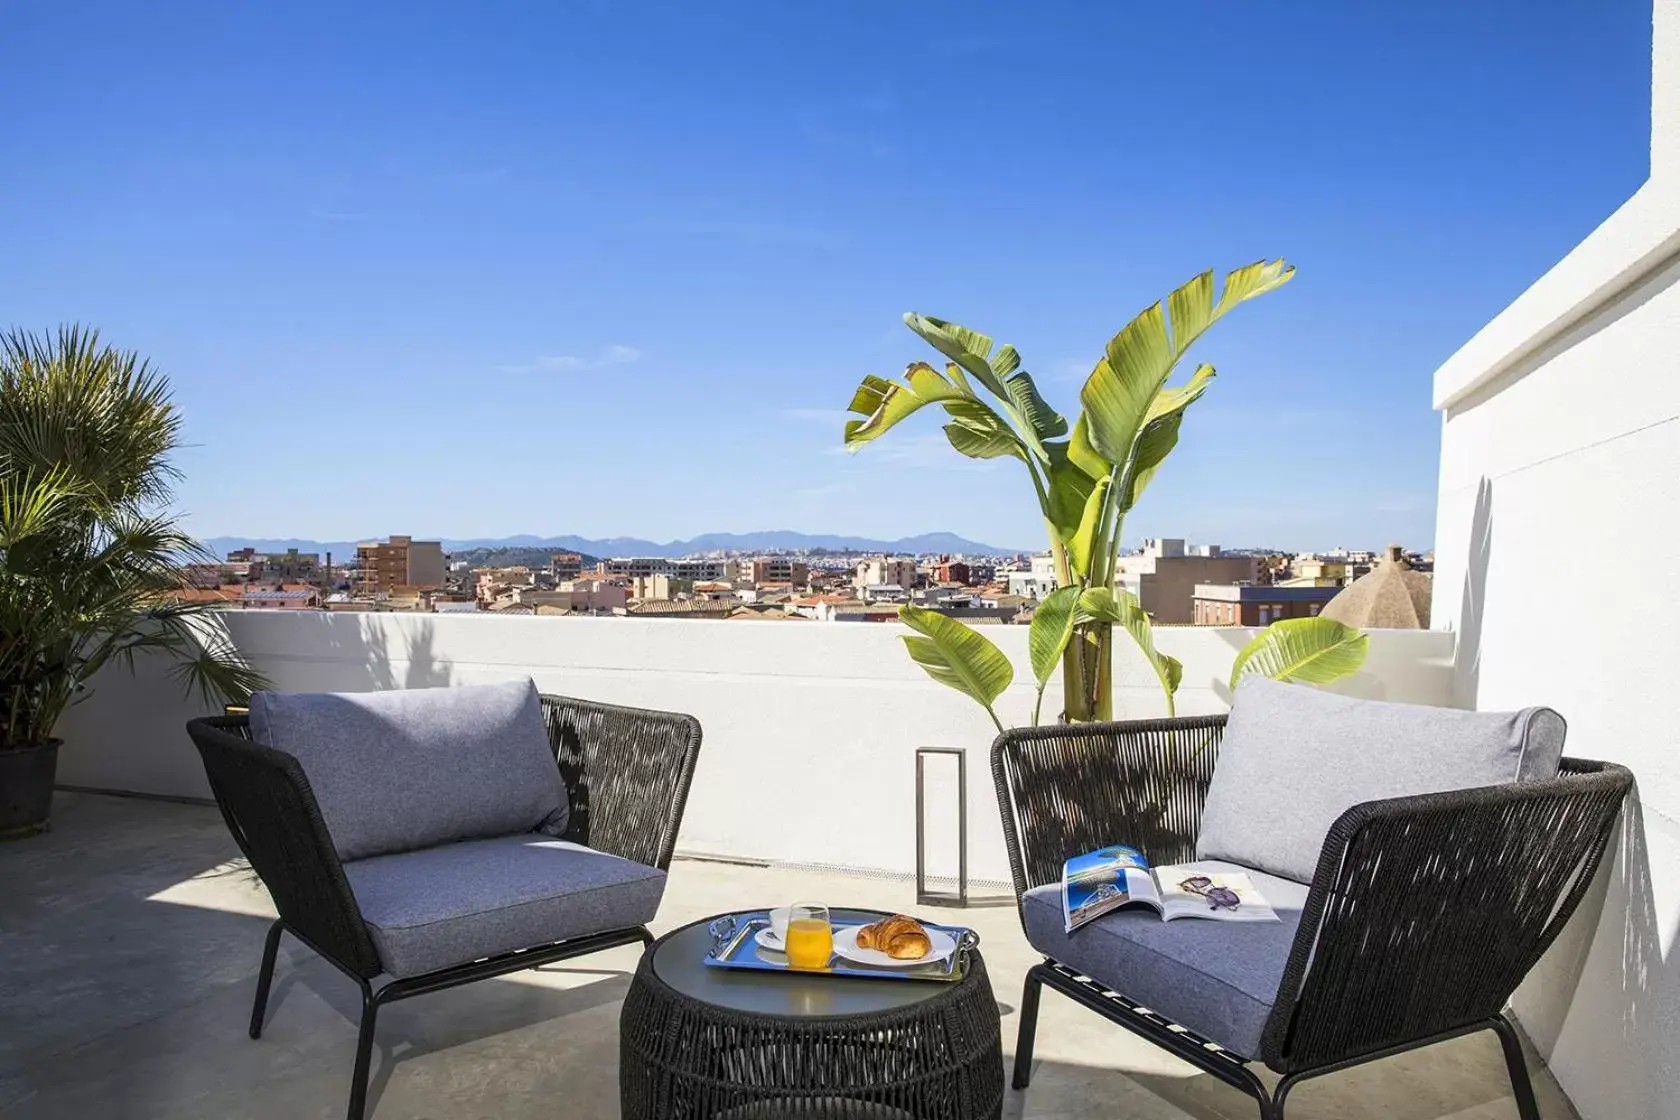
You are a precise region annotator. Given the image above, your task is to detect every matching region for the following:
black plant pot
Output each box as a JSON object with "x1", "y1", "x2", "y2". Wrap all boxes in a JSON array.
[{"x1": 0, "y1": 740, "x2": 59, "y2": 839}]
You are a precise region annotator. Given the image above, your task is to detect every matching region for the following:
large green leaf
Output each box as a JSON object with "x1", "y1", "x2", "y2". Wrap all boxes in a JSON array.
[
  {"x1": 1078, "y1": 586, "x2": 1181, "y2": 715},
  {"x1": 1080, "y1": 261, "x2": 1293, "y2": 473},
  {"x1": 902, "y1": 314, "x2": 1011, "y2": 401},
  {"x1": 1080, "y1": 325, "x2": 1169, "y2": 465},
  {"x1": 1028, "y1": 586, "x2": 1082, "y2": 686},
  {"x1": 942, "y1": 399, "x2": 1024, "y2": 460},
  {"x1": 1124, "y1": 412, "x2": 1183, "y2": 510},
  {"x1": 1228, "y1": 617, "x2": 1369, "y2": 690},
  {"x1": 1068, "y1": 414, "x2": 1110, "y2": 478},
  {"x1": 898, "y1": 603, "x2": 1014, "y2": 730},
  {"x1": 1004, "y1": 369, "x2": 1068, "y2": 442},
  {"x1": 1027, "y1": 585, "x2": 1085, "y2": 725},
  {"x1": 1043, "y1": 443, "x2": 1096, "y2": 544},
  {"x1": 844, "y1": 362, "x2": 968, "y2": 451},
  {"x1": 1124, "y1": 363, "x2": 1218, "y2": 510},
  {"x1": 989, "y1": 344, "x2": 1022, "y2": 381},
  {"x1": 1146, "y1": 361, "x2": 1217, "y2": 425},
  {"x1": 1066, "y1": 476, "x2": 1110, "y2": 580}
]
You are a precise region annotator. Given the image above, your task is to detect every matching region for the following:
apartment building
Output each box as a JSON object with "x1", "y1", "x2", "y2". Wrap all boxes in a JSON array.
[
  {"x1": 853, "y1": 556, "x2": 917, "y2": 591},
  {"x1": 1004, "y1": 554, "x2": 1059, "y2": 600},
  {"x1": 353, "y1": 535, "x2": 445, "y2": 596},
  {"x1": 631, "y1": 574, "x2": 674, "y2": 601},
  {"x1": 746, "y1": 558, "x2": 808, "y2": 586},
  {"x1": 1278, "y1": 556, "x2": 1350, "y2": 587},
  {"x1": 1115, "y1": 538, "x2": 1257, "y2": 623},
  {"x1": 601, "y1": 557, "x2": 740, "y2": 581},
  {"x1": 550, "y1": 551, "x2": 584, "y2": 580},
  {"x1": 261, "y1": 548, "x2": 321, "y2": 583},
  {"x1": 928, "y1": 558, "x2": 970, "y2": 585},
  {"x1": 1191, "y1": 582, "x2": 1339, "y2": 626}
]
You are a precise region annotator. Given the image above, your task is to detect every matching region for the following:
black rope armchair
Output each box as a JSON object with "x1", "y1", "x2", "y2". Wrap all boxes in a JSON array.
[
  {"x1": 187, "y1": 694, "x2": 701, "y2": 1120},
  {"x1": 992, "y1": 715, "x2": 1632, "y2": 1120}
]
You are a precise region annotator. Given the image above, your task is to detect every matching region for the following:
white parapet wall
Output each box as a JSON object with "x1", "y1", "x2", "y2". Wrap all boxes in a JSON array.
[{"x1": 53, "y1": 612, "x2": 1454, "y2": 886}]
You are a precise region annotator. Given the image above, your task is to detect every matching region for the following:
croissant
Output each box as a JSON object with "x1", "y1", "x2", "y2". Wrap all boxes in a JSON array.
[{"x1": 856, "y1": 915, "x2": 932, "y2": 960}]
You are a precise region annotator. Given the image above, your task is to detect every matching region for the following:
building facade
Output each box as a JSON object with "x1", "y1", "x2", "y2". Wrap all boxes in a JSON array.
[
  {"x1": 1116, "y1": 539, "x2": 1257, "y2": 623},
  {"x1": 354, "y1": 535, "x2": 445, "y2": 596},
  {"x1": 1004, "y1": 554, "x2": 1059, "y2": 600},
  {"x1": 747, "y1": 558, "x2": 808, "y2": 586},
  {"x1": 853, "y1": 556, "x2": 917, "y2": 590},
  {"x1": 1190, "y1": 583, "x2": 1338, "y2": 626}
]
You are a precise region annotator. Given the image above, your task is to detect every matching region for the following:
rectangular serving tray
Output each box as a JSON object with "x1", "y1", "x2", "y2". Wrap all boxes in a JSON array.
[{"x1": 703, "y1": 911, "x2": 979, "y2": 984}]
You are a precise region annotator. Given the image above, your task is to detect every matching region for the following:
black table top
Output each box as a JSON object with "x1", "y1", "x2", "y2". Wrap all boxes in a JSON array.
[{"x1": 649, "y1": 908, "x2": 971, "y2": 1018}]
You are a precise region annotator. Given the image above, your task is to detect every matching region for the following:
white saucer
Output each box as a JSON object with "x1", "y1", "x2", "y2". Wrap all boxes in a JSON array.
[{"x1": 754, "y1": 928, "x2": 787, "y2": 952}]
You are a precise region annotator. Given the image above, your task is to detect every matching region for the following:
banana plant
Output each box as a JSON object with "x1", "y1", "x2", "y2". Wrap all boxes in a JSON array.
[{"x1": 845, "y1": 261, "x2": 1369, "y2": 724}]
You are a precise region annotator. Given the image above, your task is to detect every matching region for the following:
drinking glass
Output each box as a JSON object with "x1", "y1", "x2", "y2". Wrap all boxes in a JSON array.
[{"x1": 783, "y1": 902, "x2": 833, "y2": 969}]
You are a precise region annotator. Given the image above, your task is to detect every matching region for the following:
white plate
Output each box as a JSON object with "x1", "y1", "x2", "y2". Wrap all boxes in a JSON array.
[
  {"x1": 831, "y1": 924, "x2": 957, "y2": 969},
  {"x1": 754, "y1": 928, "x2": 786, "y2": 952}
]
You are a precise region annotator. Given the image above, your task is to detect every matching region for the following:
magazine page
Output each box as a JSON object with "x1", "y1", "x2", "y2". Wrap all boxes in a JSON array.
[
  {"x1": 1062, "y1": 844, "x2": 1158, "y2": 932},
  {"x1": 1154, "y1": 864, "x2": 1280, "y2": 923}
]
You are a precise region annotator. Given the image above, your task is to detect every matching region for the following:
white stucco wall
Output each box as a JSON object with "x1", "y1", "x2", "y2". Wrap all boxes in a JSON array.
[
  {"x1": 1432, "y1": 4, "x2": 1680, "y2": 1115},
  {"x1": 53, "y1": 612, "x2": 1453, "y2": 886}
]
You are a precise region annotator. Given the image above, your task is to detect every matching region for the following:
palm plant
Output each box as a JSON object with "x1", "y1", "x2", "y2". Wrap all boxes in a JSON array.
[
  {"x1": 843, "y1": 262, "x2": 1368, "y2": 730},
  {"x1": 0, "y1": 327, "x2": 264, "y2": 757}
]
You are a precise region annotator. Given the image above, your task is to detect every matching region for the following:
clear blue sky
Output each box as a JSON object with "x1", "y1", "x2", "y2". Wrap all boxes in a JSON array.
[{"x1": 0, "y1": 1, "x2": 1652, "y2": 552}]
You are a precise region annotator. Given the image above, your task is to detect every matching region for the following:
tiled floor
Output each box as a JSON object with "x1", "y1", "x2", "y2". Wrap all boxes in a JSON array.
[{"x1": 0, "y1": 793, "x2": 1575, "y2": 1119}]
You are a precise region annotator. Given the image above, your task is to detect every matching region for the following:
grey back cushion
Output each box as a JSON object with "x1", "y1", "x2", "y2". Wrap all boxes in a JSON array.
[
  {"x1": 1196, "y1": 676, "x2": 1566, "y2": 884},
  {"x1": 249, "y1": 679, "x2": 568, "y2": 861}
]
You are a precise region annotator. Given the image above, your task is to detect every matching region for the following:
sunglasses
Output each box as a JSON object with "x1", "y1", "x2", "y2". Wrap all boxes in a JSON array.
[{"x1": 1178, "y1": 875, "x2": 1242, "y2": 911}]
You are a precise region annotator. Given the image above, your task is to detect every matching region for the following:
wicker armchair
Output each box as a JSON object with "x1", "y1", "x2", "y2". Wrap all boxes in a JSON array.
[
  {"x1": 187, "y1": 693, "x2": 701, "y2": 1120},
  {"x1": 992, "y1": 714, "x2": 1632, "y2": 1120}
]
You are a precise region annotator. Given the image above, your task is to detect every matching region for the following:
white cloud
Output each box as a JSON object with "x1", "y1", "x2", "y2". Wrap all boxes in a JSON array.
[{"x1": 502, "y1": 345, "x2": 641, "y2": 374}]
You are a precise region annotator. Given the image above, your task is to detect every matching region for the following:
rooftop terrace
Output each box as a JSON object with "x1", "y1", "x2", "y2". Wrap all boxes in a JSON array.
[{"x1": 1, "y1": 792, "x2": 1572, "y2": 1119}]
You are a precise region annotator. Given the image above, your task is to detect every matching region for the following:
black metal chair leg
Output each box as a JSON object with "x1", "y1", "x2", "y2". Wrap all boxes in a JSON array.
[
  {"x1": 249, "y1": 919, "x2": 285, "y2": 1040},
  {"x1": 1012, "y1": 963, "x2": 1044, "y2": 1090},
  {"x1": 1490, "y1": 1015, "x2": 1542, "y2": 1120},
  {"x1": 347, "y1": 982, "x2": 380, "y2": 1120},
  {"x1": 1265, "y1": 1072, "x2": 1299, "y2": 1120}
]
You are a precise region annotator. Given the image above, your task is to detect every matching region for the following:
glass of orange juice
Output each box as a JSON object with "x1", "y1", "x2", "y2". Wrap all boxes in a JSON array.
[{"x1": 783, "y1": 902, "x2": 833, "y2": 969}]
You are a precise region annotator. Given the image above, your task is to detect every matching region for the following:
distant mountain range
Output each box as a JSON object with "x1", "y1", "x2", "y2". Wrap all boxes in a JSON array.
[{"x1": 200, "y1": 530, "x2": 1027, "y2": 560}]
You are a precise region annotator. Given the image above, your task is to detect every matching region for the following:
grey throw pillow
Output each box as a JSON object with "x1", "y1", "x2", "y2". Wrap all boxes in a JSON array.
[
  {"x1": 249, "y1": 678, "x2": 568, "y2": 861},
  {"x1": 1195, "y1": 676, "x2": 1566, "y2": 884}
]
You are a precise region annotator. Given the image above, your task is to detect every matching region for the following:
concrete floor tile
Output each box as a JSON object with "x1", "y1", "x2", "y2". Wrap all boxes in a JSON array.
[{"x1": 0, "y1": 794, "x2": 1578, "y2": 1119}]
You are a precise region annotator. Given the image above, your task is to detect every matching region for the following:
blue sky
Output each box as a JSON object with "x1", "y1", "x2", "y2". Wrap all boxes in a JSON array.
[{"x1": 0, "y1": 1, "x2": 1652, "y2": 552}]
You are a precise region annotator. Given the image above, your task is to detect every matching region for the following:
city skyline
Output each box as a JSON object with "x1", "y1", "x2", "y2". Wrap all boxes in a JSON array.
[
  {"x1": 0, "y1": 1, "x2": 1651, "y2": 550},
  {"x1": 200, "y1": 529, "x2": 1429, "y2": 562}
]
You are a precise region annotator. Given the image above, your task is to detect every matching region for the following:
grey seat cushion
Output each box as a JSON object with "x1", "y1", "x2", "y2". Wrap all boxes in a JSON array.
[
  {"x1": 1196, "y1": 677, "x2": 1566, "y2": 884},
  {"x1": 249, "y1": 679, "x2": 568, "y2": 861},
  {"x1": 1022, "y1": 860, "x2": 1308, "y2": 1059},
  {"x1": 343, "y1": 834, "x2": 666, "y2": 977}
]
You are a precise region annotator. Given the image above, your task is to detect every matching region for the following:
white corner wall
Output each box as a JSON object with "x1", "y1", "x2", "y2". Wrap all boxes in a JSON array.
[
  {"x1": 1432, "y1": 4, "x2": 1680, "y2": 1115},
  {"x1": 53, "y1": 612, "x2": 1453, "y2": 887}
]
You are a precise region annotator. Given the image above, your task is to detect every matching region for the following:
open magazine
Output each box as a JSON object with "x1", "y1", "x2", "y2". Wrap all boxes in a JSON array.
[{"x1": 1062, "y1": 845, "x2": 1279, "y2": 932}]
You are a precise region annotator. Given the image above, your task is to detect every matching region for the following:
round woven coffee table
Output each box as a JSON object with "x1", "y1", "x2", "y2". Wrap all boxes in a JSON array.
[{"x1": 619, "y1": 908, "x2": 1003, "y2": 1120}]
